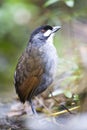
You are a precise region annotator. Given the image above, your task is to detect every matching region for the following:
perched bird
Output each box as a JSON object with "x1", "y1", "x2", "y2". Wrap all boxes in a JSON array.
[{"x1": 14, "y1": 25, "x2": 61, "y2": 114}]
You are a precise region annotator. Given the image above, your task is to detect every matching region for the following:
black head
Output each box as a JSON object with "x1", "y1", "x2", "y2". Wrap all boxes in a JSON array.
[{"x1": 29, "y1": 25, "x2": 61, "y2": 42}]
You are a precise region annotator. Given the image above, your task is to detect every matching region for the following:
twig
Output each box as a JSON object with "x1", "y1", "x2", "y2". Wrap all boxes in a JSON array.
[
  {"x1": 50, "y1": 91, "x2": 75, "y2": 114},
  {"x1": 48, "y1": 106, "x2": 80, "y2": 116}
]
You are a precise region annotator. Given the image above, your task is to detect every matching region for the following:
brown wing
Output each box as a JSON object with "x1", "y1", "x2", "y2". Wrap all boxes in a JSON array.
[{"x1": 14, "y1": 49, "x2": 43, "y2": 103}]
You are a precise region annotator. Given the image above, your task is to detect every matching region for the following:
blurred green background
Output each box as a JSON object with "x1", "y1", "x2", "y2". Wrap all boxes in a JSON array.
[{"x1": 0, "y1": 0, "x2": 87, "y2": 98}]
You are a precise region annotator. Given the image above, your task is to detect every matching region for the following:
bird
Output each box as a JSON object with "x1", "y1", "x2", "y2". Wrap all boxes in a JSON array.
[{"x1": 14, "y1": 25, "x2": 61, "y2": 114}]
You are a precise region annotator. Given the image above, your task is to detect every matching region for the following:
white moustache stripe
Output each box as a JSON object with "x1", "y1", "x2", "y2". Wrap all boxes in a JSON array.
[{"x1": 44, "y1": 30, "x2": 52, "y2": 37}]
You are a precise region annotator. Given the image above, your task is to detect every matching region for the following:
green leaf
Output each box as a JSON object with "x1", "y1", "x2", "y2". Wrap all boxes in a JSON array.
[
  {"x1": 64, "y1": 90, "x2": 72, "y2": 98},
  {"x1": 65, "y1": 0, "x2": 74, "y2": 8},
  {"x1": 73, "y1": 94, "x2": 79, "y2": 101},
  {"x1": 44, "y1": 0, "x2": 59, "y2": 7}
]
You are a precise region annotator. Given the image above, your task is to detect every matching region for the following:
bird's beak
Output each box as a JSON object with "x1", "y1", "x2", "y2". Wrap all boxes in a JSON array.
[{"x1": 52, "y1": 26, "x2": 61, "y2": 33}]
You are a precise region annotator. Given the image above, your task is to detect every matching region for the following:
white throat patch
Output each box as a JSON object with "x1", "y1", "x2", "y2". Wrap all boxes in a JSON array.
[
  {"x1": 46, "y1": 33, "x2": 54, "y2": 44},
  {"x1": 43, "y1": 29, "x2": 52, "y2": 37}
]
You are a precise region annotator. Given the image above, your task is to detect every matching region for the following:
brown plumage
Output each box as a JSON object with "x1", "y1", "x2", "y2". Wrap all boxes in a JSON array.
[{"x1": 15, "y1": 45, "x2": 44, "y2": 103}]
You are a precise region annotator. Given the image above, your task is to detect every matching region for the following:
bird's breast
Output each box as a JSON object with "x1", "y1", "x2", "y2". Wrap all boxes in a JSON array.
[{"x1": 39, "y1": 42, "x2": 58, "y2": 79}]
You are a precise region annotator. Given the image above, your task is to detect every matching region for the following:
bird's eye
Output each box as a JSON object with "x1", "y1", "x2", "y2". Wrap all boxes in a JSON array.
[{"x1": 41, "y1": 29, "x2": 46, "y2": 33}]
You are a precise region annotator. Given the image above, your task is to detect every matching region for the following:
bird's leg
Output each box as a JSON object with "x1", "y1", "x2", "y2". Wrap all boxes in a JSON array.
[{"x1": 29, "y1": 100, "x2": 37, "y2": 115}]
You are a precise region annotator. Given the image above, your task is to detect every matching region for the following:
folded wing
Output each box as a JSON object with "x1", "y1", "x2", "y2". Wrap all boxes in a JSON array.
[{"x1": 14, "y1": 50, "x2": 43, "y2": 103}]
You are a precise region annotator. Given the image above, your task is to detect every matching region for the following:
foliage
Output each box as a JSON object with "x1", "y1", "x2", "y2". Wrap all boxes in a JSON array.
[{"x1": 44, "y1": 0, "x2": 75, "y2": 7}]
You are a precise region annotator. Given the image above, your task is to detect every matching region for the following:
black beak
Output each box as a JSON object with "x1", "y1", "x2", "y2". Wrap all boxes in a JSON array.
[{"x1": 52, "y1": 26, "x2": 61, "y2": 33}]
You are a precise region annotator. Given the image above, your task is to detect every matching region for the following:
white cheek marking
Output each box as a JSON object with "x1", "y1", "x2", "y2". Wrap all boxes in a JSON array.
[{"x1": 44, "y1": 30, "x2": 52, "y2": 37}]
